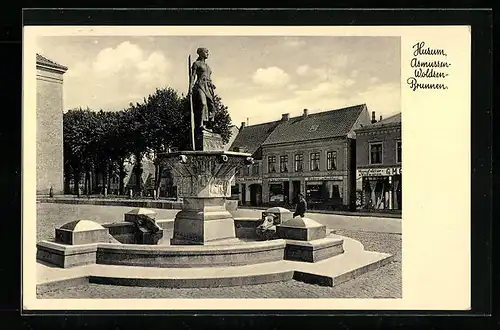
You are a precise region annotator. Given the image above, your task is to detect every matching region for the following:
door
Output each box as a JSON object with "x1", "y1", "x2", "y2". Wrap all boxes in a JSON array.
[
  {"x1": 292, "y1": 180, "x2": 301, "y2": 204},
  {"x1": 250, "y1": 184, "x2": 262, "y2": 206},
  {"x1": 241, "y1": 183, "x2": 246, "y2": 204},
  {"x1": 283, "y1": 181, "x2": 290, "y2": 205}
]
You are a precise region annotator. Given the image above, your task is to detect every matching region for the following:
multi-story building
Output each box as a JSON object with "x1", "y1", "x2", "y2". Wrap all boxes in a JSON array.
[
  {"x1": 230, "y1": 104, "x2": 372, "y2": 211},
  {"x1": 36, "y1": 54, "x2": 68, "y2": 195},
  {"x1": 355, "y1": 112, "x2": 402, "y2": 211},
  {"x1": 229, "y1": 120, "x2": 281, "y2": 205}
]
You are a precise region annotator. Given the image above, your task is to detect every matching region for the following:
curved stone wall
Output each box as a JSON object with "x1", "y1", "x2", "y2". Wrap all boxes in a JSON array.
[{"x1": 96, "y1": 239, "x2": 286, "y2": 268}]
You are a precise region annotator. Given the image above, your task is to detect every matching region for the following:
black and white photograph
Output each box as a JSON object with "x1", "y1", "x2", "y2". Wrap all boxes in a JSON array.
[{"x1": 23, "y1": 24, "x2": 471, "y2": 311}]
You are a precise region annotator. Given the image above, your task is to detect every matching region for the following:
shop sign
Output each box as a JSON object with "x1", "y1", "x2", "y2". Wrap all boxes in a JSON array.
[
  {"x1": 358, "y1": 167, "x2": 401, "y2": 177},
  {"x1": 236, "y1": 178, "x2": 262, "y2": 184},
  {"x1": 268, "y1": 177, "x2": 289, "y2": 182},
  {"x1": 305, "y1": 176, "x2": 344, "y2": 181}
]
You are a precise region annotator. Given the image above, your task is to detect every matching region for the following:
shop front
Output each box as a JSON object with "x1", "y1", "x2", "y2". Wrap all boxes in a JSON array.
[
  {"x1": 267, "y1": 177, "x2": 290, "y2": 205},
  {"x1": 304, "y1": 176, "x2": 345, "y2": 210},
  {"x1": 359, "y1": 167, "x2": 402, "y2": 210}
]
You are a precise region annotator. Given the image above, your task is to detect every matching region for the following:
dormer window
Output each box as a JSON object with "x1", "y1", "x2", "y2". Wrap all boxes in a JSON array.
[{"x1": 309, "y1": 124, "x2": 319, "y2": 132}]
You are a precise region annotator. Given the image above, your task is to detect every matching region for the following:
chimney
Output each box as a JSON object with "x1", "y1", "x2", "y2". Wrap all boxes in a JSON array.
[
  {"x1": 281, "y1": 113, "x2": 290, "y2": 121},
  {"x1": 303, "y1": 109, "x2": 309, "y2": 117},
  {"x1": 379, "y1": 115, "x2": 383, "y2": 121},
  {"x1": 371, "y1": 111, "x2": 377, "y2": 124},
  {"x1": 240, "y1": 121, "x2": 246, "y2": 129}
]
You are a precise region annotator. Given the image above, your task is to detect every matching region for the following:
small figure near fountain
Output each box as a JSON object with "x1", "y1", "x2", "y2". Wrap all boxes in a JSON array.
[{"x1": 293, "y1": 193, "x2": 307, "y2": 218}]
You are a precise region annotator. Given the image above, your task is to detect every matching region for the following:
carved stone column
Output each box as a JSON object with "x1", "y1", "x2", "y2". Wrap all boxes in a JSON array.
[{"x1": 160, "y1": 151, "x2": 253, "y2": 245}]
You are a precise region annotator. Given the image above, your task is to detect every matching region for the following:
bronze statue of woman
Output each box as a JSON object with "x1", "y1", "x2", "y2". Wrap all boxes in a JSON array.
[{"x1": 188, "y1": 47, "x2": 216, "y2": 133}]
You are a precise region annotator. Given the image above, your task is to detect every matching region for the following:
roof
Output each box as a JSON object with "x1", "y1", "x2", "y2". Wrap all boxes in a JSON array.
[
  {"x1": 372, "y1": 112, "x2": 401, "y2": 126},
  {"x1": 262, "y1": 104, "x2": 367, "y2": 146},
  {"x1": 356, "y1": 112, "x2": 401, "y2": 132},
  {"x1": 36, "y1": 53, "x2": 68, "y2": 71},
  {"x1": 224, "y1": 125, "x2": 240, "y2": 151},
  {"x1": 229, "y1": 120, "x2": 281, "y2": 154}
]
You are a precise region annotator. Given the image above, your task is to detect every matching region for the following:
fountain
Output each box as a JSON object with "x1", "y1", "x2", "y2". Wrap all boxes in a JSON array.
[{"x1": 35, "y1": 48, "x2": 394, "y2": 291}]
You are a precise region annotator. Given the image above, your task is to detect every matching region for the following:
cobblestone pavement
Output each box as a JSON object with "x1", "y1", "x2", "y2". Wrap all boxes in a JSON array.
[{"x1": 38, "y1": 230, "x2": 402, "y2": 299}]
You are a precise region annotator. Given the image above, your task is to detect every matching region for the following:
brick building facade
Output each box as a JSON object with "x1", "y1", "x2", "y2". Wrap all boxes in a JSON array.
[
  {"x1": 355, "y1": 112, "x2": 402, "y2": 211},
  {"x1": 230, "y1": 104, "x2": 371, "y2": 211},
  {"x1": 36, "y1": 54, "x2": 68, "y2": 195}
]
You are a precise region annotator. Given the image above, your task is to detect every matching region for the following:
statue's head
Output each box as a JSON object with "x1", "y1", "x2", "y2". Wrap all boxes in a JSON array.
[{"x1": 197, "y1": 47, "x2": 209, "y2": 59}]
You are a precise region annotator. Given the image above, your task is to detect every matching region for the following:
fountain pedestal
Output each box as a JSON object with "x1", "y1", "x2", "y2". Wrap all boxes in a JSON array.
[{"x1": 160, "y1": 150, "x2": 253, "y2": 245}]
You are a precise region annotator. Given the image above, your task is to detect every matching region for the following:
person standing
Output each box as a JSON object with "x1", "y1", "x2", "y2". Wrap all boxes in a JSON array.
[{"x1": 293, "y1": 193, "x2": 307, "y2": 218}]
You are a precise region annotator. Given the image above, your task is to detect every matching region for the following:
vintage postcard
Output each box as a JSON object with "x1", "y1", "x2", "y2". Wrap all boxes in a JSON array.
[{"x1": 23, "y1": 25, "x2": 471, "y2": 311}]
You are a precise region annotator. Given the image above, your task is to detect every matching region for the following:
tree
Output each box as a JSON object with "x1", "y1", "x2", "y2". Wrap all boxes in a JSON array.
[
  {"x1": 63, "y1": 108, "x2": 98, "y2": 196},
  {"x1": 143, "y1": 87, "x2": 185, "y2": 198},
  {"x1": 211, "y1": 94, "x2": 233, "y2": 145}
]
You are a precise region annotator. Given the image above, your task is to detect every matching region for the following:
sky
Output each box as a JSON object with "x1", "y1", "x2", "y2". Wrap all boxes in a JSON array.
[{"x1": 36, "y1": 35, "x2": 401, "y2": 126}]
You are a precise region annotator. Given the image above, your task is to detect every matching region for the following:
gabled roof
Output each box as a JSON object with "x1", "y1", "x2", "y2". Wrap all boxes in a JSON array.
[
  {"x1": 372, "y1": 112, "x2": 401, "y2": 126},
  {"x1": 356, "y1": 112, "x2": 401, "y2": 132},
  {"x1": 262, "y1": 104, "x2": 367, "y2": 146},
  {"x1": 229, "y1": 120, "x2": 281, "y2": 155},
  {"x1": 36, "y1": 53, "x2": 68, "y2": 71}
]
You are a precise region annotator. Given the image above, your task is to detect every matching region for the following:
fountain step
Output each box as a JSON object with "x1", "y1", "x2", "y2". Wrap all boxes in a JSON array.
[{"x1": 36, "y1": 235, "x2": 393, "y2": 291}]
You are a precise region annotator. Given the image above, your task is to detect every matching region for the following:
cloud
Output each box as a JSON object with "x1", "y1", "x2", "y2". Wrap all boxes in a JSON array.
[
  {"x1": 252, "y1": 66, "x2": 290, "y2": 88},
  {"x1": 62, "y1": 41, "x2": 171, "y2": 110},
  {"x1": 350, "y1": 69, "x2": 359, "y2": 78},
  {"x1": 344, "y1": 78, "x2": 356, "y2": 87},
  {"x1": 349, "y1": 83, "x2": 400, "y2": 118},
  {"x1": 369, "y1": 76, "x2": 380, "y2": 83},
  {"x1": 225, "y1": 81, "x2": 400, "y2": 127},
  {"x1": 296, "y1": 65, "x2": 310, "y2": 76}
]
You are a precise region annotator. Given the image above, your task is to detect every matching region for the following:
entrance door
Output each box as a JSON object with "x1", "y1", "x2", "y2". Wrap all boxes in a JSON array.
[
  {"x1": 283, "y1": 181, "x2": 290, "y2": 205},
  {"x1": 241, "y1": 183, "x2": 246, "y2": 205},
  {"x1": 292, "y1": 180, "x2": 301, "y2": 204},
  {"x1": 250, "y1": 184, "x2": 262, "y2": 206}
]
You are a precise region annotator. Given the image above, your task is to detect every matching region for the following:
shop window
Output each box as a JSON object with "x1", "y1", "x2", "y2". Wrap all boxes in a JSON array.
[
  {"x1": 370, "y1": 142, "x2": 383, "y2": 164},
  {"x1": 252, "y1": 163, "x2": 259, "y2": 175},
  {"x1": 310, "y1": 152, "x2": 320, "y2": 171},
  {"x1": 327, "y1": 151, "x2": 337, "y2": 170},
  {"x1": 280, "y1": 155, "x2": 288, "y2": 173},
  {"x1": 268, "y1": 156, "x2": 276, "y2": 173},
  {"x1": 396, "y1": 141, "x2": 402, "y2": 163},
  {"x1": 269, "y1": 184, "x2": 284, "y2": 203},
  {"x1": 294, "y1": 154, "x2": 304, "y2": 172}
]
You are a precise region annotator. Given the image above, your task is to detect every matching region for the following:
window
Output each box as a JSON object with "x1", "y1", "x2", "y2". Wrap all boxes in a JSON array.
[
  {"x1": 396, "y1": 141, "x2": 402, "y2": 163},
  {"x1": 370, "y1": 142, "x2": 383, "y2": 164},
  {"x1": 252, "y1": 163, "x2": 259, "y2": 175},
  {"x1": 309, "y1": 124, "x2": 319, "y2": 132},
  {"x1": 327, "y1": 151, "x2": 337, "y2": 170},
  {"x1": 268, "y1": 156, "x2": 276, "y2": 173},
  {"x1": 280, "y1": 155, "x2": 288, "y2": 172},
  {"x1": 294, "y1": 154, "x2": 304, "y2": 172},
  {"x1": 244, "y1": 165, "x2": 250, "y2": 176},
  {"x1": 310, "y1": 152, "x2": 320, "y2": 171}
]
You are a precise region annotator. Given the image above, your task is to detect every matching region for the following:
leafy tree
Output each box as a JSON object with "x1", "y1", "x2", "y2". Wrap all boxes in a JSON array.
[
  {"x1": 62, "y1": 87, "x2": 234, "y2": 199},
  {"x1": 142, "y1": 87, "x2": 185, "y2": 198},
  {"x1": 211, "y1": 94, "x2": 233, "y2": 145},
  {"x1": 63, "y1": 108, "x2": 98, "y2": 196}
]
